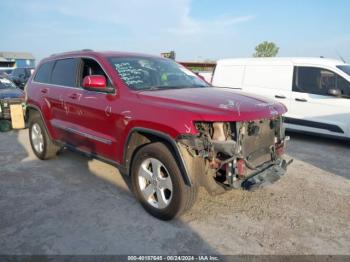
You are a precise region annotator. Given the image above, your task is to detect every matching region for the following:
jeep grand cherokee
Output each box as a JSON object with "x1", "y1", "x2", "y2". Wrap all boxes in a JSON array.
[{"x1": 26, "y1": 50, "x2": 290, "y2": 220}]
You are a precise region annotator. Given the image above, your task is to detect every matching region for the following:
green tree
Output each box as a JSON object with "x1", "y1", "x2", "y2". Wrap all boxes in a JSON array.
[{"x1": 253, "y1": 41, "x2": 279, "y2": 57}]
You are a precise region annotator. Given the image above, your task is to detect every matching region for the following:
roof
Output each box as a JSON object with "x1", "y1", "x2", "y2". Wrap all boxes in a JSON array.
[
  {"x1": 46, "y1": 50, "x2": 161, "y2": 60},
  {"x1": 217, "y1": 57, "x2": 348, "y2": 67},
  {"x1": 0, "y1": 52, "x2": 35, "y2": 60}
]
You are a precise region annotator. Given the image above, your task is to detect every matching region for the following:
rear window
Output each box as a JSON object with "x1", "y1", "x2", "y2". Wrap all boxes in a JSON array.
[
  {"x1": 34, "y1": 61, "x2": 54, "y2": 84},
  {"x1": 51, "y1": 59, "x2": 78, "y2": 87}
]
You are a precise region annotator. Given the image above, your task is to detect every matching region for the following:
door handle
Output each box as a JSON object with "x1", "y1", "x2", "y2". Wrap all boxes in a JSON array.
[
  {"x1": 69, "y1": 93, "x2": 78, "y2": 99},
  {"x1": 275, "y1": 95, "x2": 286, "y2": 99},
  {"x1": 295, "y1": 98, "x2": 308, "y2": 102},
  {"x1": 40, "y1": 88, "x2": 48, "y2": 94}
]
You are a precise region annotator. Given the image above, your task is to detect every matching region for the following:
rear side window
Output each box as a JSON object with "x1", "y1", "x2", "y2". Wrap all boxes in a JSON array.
[
  {"x1": 34, "y1": 61, "x2": 54, "y2": 84},
  {"x1": 51, "y1": 58, "x2": 78, "y2": 87}
]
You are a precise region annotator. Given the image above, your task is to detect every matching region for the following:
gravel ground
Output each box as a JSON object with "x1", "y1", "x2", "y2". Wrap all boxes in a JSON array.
[{"x1": 0, "y1": 129, "x2": 349, "y2": 255}]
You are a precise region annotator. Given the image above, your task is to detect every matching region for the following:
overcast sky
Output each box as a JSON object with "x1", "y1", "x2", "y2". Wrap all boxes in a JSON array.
[{"x1": 1, "y1": 0, "x2": 349, "y2": 62}]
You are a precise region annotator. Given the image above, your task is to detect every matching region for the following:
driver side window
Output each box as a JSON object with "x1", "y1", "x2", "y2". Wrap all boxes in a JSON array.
[
  {"x1": 293, "y1": 66, "x2": 350, "y2": 97},
  {"x1": 79, "y1": 58, "x2": 112, "y2": 88},
  {"x1": 337, "y1": 75, "x2": 350, "y2": 96}
]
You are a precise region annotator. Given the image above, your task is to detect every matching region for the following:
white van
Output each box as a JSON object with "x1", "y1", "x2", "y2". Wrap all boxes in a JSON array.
[{"x1": 212, "y1": 57, "x2": 350, "y2": 139}]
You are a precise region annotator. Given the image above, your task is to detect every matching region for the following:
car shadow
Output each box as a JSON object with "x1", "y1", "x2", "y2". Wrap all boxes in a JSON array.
[
  {"x1": 286, "y1": 131, "x2": 350, "y2": 180},
  {"x1": 0, "y1": 129, "x2": 218, "y2": 255}
]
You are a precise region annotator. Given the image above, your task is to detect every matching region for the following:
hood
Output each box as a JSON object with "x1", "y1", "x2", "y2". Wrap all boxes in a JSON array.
[
  {"x1": 0, "y1": 88, "x2": 24, "y2": 99},
  {"x1": 137, "y1": 87, "x2": 287, "y2": 121}
]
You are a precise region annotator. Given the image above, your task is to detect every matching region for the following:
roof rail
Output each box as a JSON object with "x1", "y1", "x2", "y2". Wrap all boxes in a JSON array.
[{"x1": 50, "y1": 49, "x2": 94, "y2": 57}]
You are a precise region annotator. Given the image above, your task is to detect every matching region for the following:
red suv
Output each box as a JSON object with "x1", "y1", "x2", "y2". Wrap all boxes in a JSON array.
[{"x1": 26, "y1": 50, "x2": 290, "y2": 220}]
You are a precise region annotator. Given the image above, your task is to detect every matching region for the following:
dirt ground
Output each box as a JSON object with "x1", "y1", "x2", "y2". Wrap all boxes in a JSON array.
[{"x1": 0, "y1": 129, "x2": 349, "y2": 255}]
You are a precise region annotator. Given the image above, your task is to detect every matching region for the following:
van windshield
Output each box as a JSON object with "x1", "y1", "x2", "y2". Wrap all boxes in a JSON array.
[
  {"x1": 337, "y1": 65, "x2": 350, "y2": 76},
  {"x1": 108, "y1": 57, "x2": 210, "y2": 91}
]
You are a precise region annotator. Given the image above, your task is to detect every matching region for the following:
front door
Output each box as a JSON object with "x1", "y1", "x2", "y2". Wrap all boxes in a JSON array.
[
  {"x1": 65, "y1": 57, "x2": 119, "y2": 160},
  {"x1": 286, "y1": 66, "x2": 350, "y2": 138}
]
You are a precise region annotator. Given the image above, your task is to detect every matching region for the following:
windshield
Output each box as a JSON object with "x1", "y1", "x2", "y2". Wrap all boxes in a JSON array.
[
  {"x1": 108, "y1": 57, "x2": 210, "y2": 90},
  {"x1": 0, "y1": 77, "x2": 16, "y2": 89},
  {"x1": 337, "y1": 65, "x2": 350, "y2": 76}
]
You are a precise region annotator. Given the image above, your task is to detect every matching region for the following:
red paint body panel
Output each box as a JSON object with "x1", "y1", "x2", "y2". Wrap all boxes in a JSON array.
[{"x1": 26, "y1": 51, "x2": 287, "y2": 166}]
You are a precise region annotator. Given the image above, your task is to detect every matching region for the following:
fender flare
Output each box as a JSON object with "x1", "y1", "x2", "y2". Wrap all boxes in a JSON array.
[
  {"x1": 123, "y1": 127, "x2": 192, "y2": 186},
  {"x1": 26, "y1": 104, "x2": 54, "y2": 140}
]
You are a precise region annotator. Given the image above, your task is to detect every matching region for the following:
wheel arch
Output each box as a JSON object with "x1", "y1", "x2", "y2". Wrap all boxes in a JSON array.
[
  {"x1": 26, "y1": 104, "x2": 54, "y2": 140},
  {"x1": 123, "y1": 128, "x2": 192, "y2": 186}
]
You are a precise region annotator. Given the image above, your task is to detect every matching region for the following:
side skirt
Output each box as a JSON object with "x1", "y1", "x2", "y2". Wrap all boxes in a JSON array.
[{"x1": 56, "y1": 140, "x2": 127, "y2": 175}]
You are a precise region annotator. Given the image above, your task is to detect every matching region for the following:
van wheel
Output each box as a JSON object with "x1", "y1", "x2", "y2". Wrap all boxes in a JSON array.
[
  {"x1": 29, "y1": 114, "x2": 60, "y2": 160},
  {"x1": 131, "y1": 142, "x2": 197, "y2": 220}
]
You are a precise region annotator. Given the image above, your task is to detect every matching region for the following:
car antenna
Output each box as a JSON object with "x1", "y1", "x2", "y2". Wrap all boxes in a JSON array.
[{"x1": 336, "y1": 50, "x2": 346, "y2": 63}]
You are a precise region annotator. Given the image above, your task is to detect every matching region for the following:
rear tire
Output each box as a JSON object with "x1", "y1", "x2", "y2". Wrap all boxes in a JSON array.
[
  {"x1": 29, "y1": 113, "x2": 60, "y2": 160},
  {"x1": 131, "y1": 142, "x2": 197, "y2": 220}
]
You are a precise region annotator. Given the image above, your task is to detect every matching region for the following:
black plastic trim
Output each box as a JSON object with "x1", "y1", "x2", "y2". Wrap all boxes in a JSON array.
[
  {"x1": 56, "y1": 140, "x2": 127, "y2": 174},
  {"x1": 284, "y1": 117, "x2": 344, "y2": 134},
  {"x1": 123, "y1": 127, "x2": 192, "y2": 186}
]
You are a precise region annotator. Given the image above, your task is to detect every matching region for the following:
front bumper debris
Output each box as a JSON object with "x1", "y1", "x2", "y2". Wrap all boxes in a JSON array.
[{"x1": 241, "y1": 158, "x2": 293, "y2": 190}]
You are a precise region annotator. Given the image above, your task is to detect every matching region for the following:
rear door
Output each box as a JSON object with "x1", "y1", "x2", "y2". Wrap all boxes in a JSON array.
[
  {"x1": 286, "y1": 66, "x2": 350, "y2": 138},
  {"x1": 47, "y1": 58, "x2": 80, "y2": 142}
]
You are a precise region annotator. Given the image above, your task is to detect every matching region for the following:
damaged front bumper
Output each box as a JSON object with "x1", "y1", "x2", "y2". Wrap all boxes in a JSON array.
[
  {"x1": 177, "y1": 117, "x2": 293, "y2": 194},
  {"x1": 240, "y1": 158, "x2": 293, "y2": 190}
]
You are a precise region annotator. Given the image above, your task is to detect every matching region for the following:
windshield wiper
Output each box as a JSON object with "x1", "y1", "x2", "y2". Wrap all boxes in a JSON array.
[
  {"x1": 137, "y1": 86, "x2": 185, "y2": 91},
  {"x1": 136, "y1": 85, "x2": 209, "y2": 91}
]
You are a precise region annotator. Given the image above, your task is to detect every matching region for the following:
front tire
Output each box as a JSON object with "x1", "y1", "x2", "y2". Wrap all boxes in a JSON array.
[
  {"x1": 29, "y1": 114, "x2": 60, "y2": 160},
  {"x1": 131, "y1": 142, "x2": 197, "y2": 220}
]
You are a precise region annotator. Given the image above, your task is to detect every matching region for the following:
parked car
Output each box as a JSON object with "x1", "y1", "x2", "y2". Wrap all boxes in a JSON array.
[
  {"x1": 11, "y1": 67, "x2": 35, "y2": 89},
  {"x1": 212, "y1": 57, "x2": 350, "y2": 140},
  {"x1": 0, "y1": 71, "x2": 12, "y2": 80},
  {"x1": 0, "y1": 76, "x2": 25, "y2": 120},
  {"x1": 26, "y1": 50, "x2": 290, "y2": 220}
]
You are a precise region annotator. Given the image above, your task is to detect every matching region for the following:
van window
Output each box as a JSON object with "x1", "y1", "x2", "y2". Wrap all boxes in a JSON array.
[
  {"x1": 337, "y1": 76, "x2": 350, "y2": 96},
  {"x1": 34, "y1": 61, "x2": 55, "y2": 84},
  {"x1": 294, "y1": 67, "x2": 350, "y2": 97},
  {"x1": 51, "y1": 58, "x2": 78, "y2": 87},
  {"x1": 337, "y1": 65, "x2": 350, "y2": 76}
]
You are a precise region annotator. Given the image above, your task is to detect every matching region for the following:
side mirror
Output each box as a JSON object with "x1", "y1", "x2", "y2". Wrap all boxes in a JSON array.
[
  {"x1": 82, "y1": 75, "x2": 107, "y2": 90},
  {"x1": 328, "y1": 88, "x2": 342, "y2": 97}
]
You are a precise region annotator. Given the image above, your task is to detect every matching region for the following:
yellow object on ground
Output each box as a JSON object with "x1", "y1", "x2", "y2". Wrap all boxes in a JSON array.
[{"x1": 10, "y1": 104, "x2": 25, "y2": 129}]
